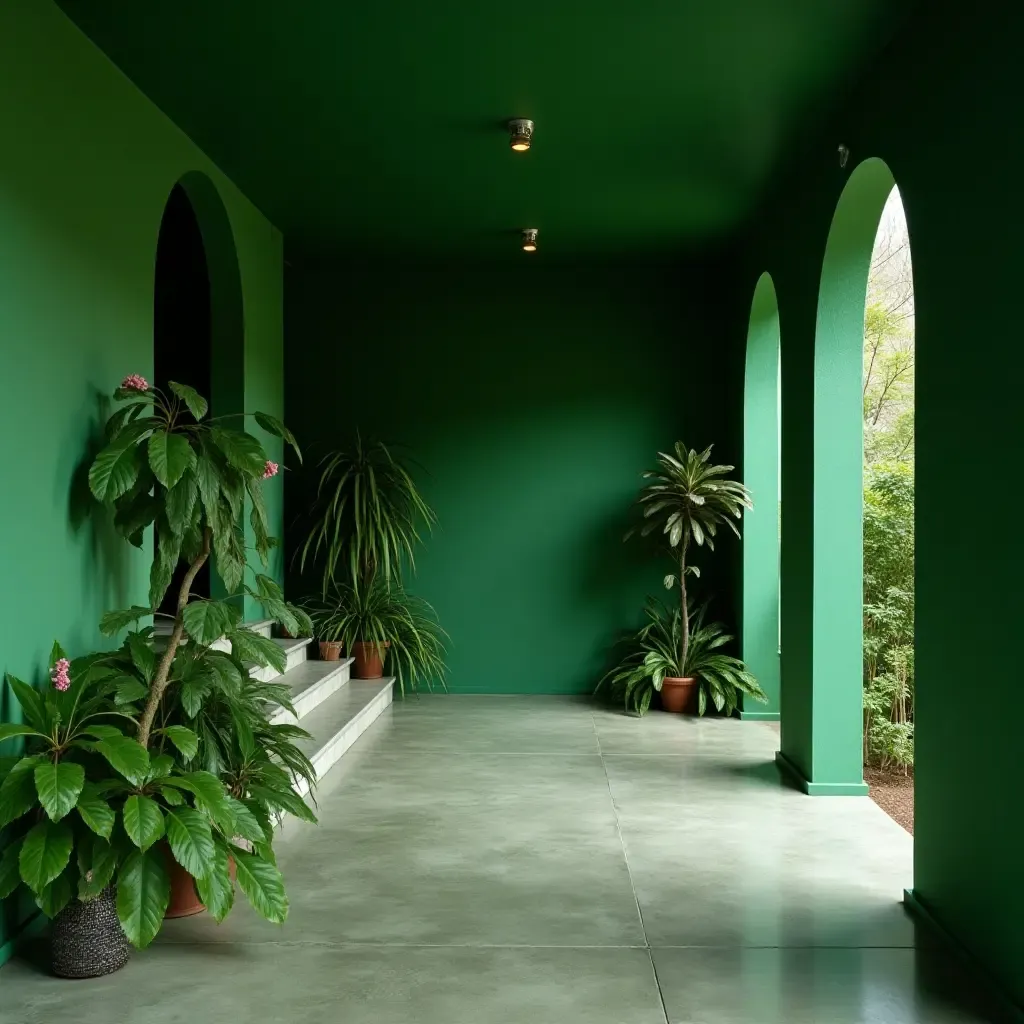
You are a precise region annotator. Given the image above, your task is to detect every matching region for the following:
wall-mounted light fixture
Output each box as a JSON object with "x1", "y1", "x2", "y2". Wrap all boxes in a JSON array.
[
  {"x1": 521, "y1": 228, "x2": 538, "y2": 252},
  {"x1": 509, "y1": 119, "x2": 535, "y2": 152}
]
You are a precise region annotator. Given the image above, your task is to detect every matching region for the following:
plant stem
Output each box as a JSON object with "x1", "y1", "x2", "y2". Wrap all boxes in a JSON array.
[
  {"x1": 137, "y1": 528, "x2": 212, "y2": 749},
  {"x1": 679, "y1": 533, "x2": 690, "y2": 675}
]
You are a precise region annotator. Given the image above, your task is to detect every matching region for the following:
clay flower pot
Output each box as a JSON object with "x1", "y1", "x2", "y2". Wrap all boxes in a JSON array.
[
  {"x1": 660, "y1": 676, "x2": 697, "y2": 714},
  {"x1": 352, "y1": 640, "x2": 389, "y2": 679},
  {"x1": 162, "y1": 843, "x2": 236, "y2": 919},
  {"x1": 319, "y1": 640, "x2": 344, "y2": 662}
]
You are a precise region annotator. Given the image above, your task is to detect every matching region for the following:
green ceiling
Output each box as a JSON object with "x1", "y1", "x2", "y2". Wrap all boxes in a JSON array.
[{"x1": 58, "y1": 0, "x2": 906, "y2": 260}]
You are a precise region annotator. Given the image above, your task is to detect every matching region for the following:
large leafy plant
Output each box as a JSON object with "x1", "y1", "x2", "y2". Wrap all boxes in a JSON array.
[
  {"x1": 298, "y1": 436, "x2": 436, "y2": 596},
  {"x1": 0, "y1": 642, "x2": 292, "y2": 947},
  {"x1": 87, "y1": 375, "x2": 302, "y2": 749},
  {"x1": 626, "y1": 442, "x2": 752, "y2": 684},
  {"x1": 597, "y1": 599, "x2": 766, "y2": 716},
  {"x1": 310, "y1": 581, "x2": 447, "y2": 695}
]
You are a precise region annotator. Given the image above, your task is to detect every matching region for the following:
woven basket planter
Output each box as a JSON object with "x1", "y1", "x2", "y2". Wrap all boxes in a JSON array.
[{"x1": 51, "y1": 887, "x2": 130, "y2": 979}]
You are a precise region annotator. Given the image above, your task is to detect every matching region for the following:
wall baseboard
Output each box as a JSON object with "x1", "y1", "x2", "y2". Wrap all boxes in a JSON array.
[{"x1": 774, "y1": 749, "x2": 869, "y2": 795}]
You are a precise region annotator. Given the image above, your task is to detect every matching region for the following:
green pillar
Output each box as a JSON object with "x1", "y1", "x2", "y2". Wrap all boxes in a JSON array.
[
  {"x1": 740, "y1": 272, "x2": 781, "y2": 719},
  {"x1": 776, "y1": 158, "x2": 895, "y2": 794}
]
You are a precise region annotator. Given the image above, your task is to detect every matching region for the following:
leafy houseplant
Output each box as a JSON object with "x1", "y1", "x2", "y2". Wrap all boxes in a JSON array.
[
  {"x1": 310, "y1": 581, "x2": 447, "y2": 693},
  {"x1": 597, "y1": 599, "x2": 767, "y2": 716},
  {"x1": 625, "y1": 442, "x2": 753, "y2": 712},
  {"x1": 0, "y1": 374, "x2": 314, "y2": 970},
  {"x1": 298, "y1": 437, "x2": 444, "y2": 683},
  {"x1": 0, "y1": 641, "x2": 289, "y2": 971},
  {"x1": 299, "y1": 436, "x2": 436, "y2": 597}
]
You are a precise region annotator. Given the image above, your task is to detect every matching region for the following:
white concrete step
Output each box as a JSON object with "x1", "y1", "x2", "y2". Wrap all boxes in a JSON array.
[
  {"x1": 269, "y1": 657, "x2": 354, "y2": 726},
  {"x1": 250, "y1": 636, "x2": 311, "y2": 683},
  {"x1": 155, "y1": 617, "x2": 276, "y2": 654},
  {"x1": 292, "y1": 679, "x2": 395, "y2": 797}
]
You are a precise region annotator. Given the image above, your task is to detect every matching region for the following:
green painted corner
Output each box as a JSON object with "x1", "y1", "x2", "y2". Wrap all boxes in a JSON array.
[
  {"x1": 0, "y1": 910, "x2": 45, "y2": 970},
  {"x1": 903, "y1": 890, "x2": 1024, "y2": 1024},
  {"x1": 775, "y1": 750, "x2": 868, "y2": 796}
]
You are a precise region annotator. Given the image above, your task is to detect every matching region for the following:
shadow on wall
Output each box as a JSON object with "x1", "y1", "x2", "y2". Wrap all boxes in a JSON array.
[{"x1": 64, "y1": 387, "x2": 133, "y2": 650}]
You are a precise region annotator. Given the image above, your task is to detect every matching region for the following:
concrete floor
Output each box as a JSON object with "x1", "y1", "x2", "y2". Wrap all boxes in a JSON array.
[{"x1": 0, "y1": 697, "x2": 1002, "y2": 1023}]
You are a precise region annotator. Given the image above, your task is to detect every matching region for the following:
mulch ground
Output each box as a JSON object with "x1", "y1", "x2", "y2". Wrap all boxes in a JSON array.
[{"x1": 864, "y1": 766, "x2": 914, "y2": 834}]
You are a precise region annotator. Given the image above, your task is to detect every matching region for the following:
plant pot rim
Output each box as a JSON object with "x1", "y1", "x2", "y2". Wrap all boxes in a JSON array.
[
  {"x1": 662, "y1": 676, "x2": 696, "y2": 686},
  {"x1": 355, "y1": 639, "x2": 391, "y2": 648}
]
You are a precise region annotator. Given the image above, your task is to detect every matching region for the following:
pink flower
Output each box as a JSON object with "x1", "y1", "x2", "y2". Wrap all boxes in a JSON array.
[
  {"x1": 262, "y1": 460, "x2": 279, "y2": 480},
  {"x1": 121, "y1": 373, "x2": 149, "y2": 392},
  {"x1": 51, "y1": 658, "x2": 71, "y2": 692}
]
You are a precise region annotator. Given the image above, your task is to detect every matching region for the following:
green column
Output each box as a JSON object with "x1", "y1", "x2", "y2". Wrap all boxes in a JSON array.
[
  {"x1": 741, "y1": 273, "x2": 781, "y2": 719},
  {"x1": 776, "y1": 158, "x2": 895, "y2": 795}
]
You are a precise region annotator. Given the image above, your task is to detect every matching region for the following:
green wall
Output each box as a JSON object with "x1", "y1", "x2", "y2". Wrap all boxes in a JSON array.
[
  {"x1": 285, "y1": 262, "x2": 738, "y2": 695},
  {"x1": 0, "y1": 0, "x2": 283, "y2": 962},
  {"x1": 727, "y1": 0, "x2": 1024, "y2": 1004}
]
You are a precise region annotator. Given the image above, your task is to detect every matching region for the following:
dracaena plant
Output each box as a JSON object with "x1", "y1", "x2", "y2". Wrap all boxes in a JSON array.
[
  {"x1": 0, "y1": 642, "x2": 293, "y2": 948},
  {"x1": 626, "y1": 442, "x2": 753, "y2": 683},
  {"x1": 597, "y1": 599, "x2": 767, "y2": 716},
  {"x1": 87, "y1": 373, "x2": 303, "y2": 749}
]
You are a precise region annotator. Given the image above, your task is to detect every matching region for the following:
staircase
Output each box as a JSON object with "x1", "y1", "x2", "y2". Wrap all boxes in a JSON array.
[{"x1": 155, "y1": 618, "x2": 394, "y2": 793}]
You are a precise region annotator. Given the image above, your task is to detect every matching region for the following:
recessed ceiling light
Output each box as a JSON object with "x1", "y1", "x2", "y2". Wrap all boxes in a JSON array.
[
  {"x1": 522, "y1": 228, "x2": 538, "y2": 252},
  {"x1": 508, "y1": 119, "x2": 534, "y2": 152}
]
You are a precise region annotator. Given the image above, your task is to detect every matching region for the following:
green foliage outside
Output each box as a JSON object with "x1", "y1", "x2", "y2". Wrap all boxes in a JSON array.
[{"x1": 862, "y1": 189, "x2": 915, "y2": 770}]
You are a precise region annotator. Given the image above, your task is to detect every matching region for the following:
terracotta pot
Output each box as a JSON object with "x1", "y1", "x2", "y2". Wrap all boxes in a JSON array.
[
  {"x1": 352, "y1": 640, "x2": 389, "y2": 679},
  {"x1": 162, "y1": 843, "x2": 236, "y2": 919},
  {"x1": 660, "y1": 676, "x2": 698, "y2": 714},
  {"x1": 162, "y1": 843, "x2": 205, "y2": 918},
  {"x1": 319, "y1": 640, "x2": 344, "y2": 662}
]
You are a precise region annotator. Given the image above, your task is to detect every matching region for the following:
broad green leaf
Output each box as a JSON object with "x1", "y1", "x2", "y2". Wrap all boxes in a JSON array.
[
  {"x1": 248, "y1": 783, "x2": 317, "y2": 825},
  {"x1": 76, "y1": 781, "x2": 115, "y2": 838},
  {"x1": 113, "y1": 490, "x2": 159, "y2": 546},
  {"x1": 19, "y1": 820, "x2": 73, "y2": 893},
  {"x1": 79, "y1": 724, "x2": 125, "y2": 740},
  {"x1": 182, "y1": 600, "x2": 240, "y2": 646},
  {"x1": 0, "y1": 836, "x2": 24, "y2": 898},
  {"x1": 147, "y1": 753, "x2": 174, "y2": 782},
  {"x1": 127, "y1": 632, "x2": 156, "y2": 683},
  {"x1": 33, "y1": 760, "x2": 85, "y2": 822},
  {"x1": 92, "y1": 736, "x2": 150, "y2": 786},
  {"x1": 164, "y1": 807, "x2": 215, "y2": 879},
  {"x1": 48, "y1": 640, "x2": 69, "y2": 668},
  {"x1": 228, "y1": 630, "x2": 287, "y2": 674},
  {"x1": 225, "y1": 796, "x2": 266, "y2": 843},
  {"x1": 210, "y1": 426, "x2": 267, "y2": 477},
  {"x1": 35, "y1": 871, "x2": 73, "y2": 918},
  {"x1": 123, "y1": 795, "x2": 166, "y2": 852},
  {"x1": 162, "y1": 725, "x2": 199, "y2": 760},
  {"x1": 195, "y1": 843, "x2": 235, "y2": 922},
  {"x1": 77, "y1": 835, "x2": 117, "y2": 901},
  {"x1": 149, "y1": 523, "x2": 181, "y2": 609},
  {"x1": 0, "y1": 755, "x2": 44, "y2": 828},
  {"x1": 99, "y1": 606, "x2": 153, "y2": 637},
  {"x1": 253, "y1": 412, "x2": 301, "y2": 462},
  {"x1": 169, "y1": 381, "x2": 209, "y2": 421},
  {"x1": 159, "y1": 785, "x2": 185, "y2": 806},
  {"x1": 173, "y1": 771, "x2": 233, "y2": 834},
  {"x1": 148, "y1": 431, "x2": 197, "y2": 489},
  {"x1": 166, "y1": 473, "x2": 199, "y2": 535},
  {"x1": 113, "y1": 676, "x2": 149, "y2": 705},
  {"x1": 179, "y1": 675, "x2": 212, "y2": 718},
  {"x1": 5, "y1": 675, "x2": 47, "y2": 732},
  {"x1": 116, "y1": 848, "x2": 170, "y2": 949},
  {"x1": 231, "y1": 847, "x2": 288, "y2": 924},
  {"x1": 0, "y1": 723, "x2": 45, "y2": 744},
  {"x1": 88, "y1": 422, "x2": 154, "y2": 502}
]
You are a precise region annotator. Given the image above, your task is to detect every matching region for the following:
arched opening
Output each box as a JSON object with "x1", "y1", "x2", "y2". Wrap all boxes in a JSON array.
[
  {"x1": 741, "y1": 272, "x2": 781, "y2": 719},
  {"x1": 153, "y1": 172, "x2": 245, "y2": 609},
  {"x1": 154, "y1": 184, "x2": 213, "y2": 611}
]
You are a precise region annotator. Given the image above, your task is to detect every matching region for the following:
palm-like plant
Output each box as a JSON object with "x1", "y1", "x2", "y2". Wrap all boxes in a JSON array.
[
  {"x1": 298, "y1": 437, "x2": 436, "y2": 596},
  {"x1": 627, "y1": 442, "x2": 752, "y2": 681},
  {"x1": 310, "y1": 581, "x2": 447, "y2": 696},
  {"x1": 598, "y1": 599, "x2": 766, "y2": 716}
]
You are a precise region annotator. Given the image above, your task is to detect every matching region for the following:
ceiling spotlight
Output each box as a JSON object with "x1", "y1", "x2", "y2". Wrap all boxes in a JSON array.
[
  {"x1": 522, "y1": 228, "x2": 538, "y2": 252},
  {"x1": 508, "y1": 118, "x2": 534, "y2": 152}
]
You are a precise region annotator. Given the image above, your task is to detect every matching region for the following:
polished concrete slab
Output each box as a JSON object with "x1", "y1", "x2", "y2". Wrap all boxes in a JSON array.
[{"x1": 0, "y1": 696, "x2": 1001, "y2": 1023}]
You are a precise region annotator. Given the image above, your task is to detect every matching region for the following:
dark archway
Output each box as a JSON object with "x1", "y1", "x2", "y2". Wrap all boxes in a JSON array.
[
  {"x1": 153, "y1": 172, "x2": 245, "y2": 610},
  {"x1": 154, "y1": 184, "x2": 212, "y2": 610}
]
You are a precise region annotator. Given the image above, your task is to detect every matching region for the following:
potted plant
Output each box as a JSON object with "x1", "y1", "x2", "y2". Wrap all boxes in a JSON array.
[
  {"x1": 310, "y1": 581, "x2": 446, "y2": 693},
  {"x1": 623, "y1": 441, "x2": 754, "y2": 712},
  {"x1": 298, "y1": 437, "x2": 444, "y2": 682},
  {"x1": 597, "y1": 599, "x2": 767, "y2": 715},
  {"x1": 0, "y1": 640, "x2": 293, "y2": 975}
]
